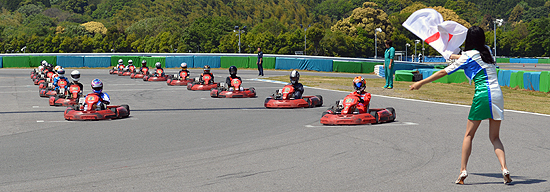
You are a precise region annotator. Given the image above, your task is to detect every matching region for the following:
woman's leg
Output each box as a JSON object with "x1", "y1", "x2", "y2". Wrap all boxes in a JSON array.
[
  {"x1": 460, "y1": 120, "x2": 482, "y2": 172},
  {"x1": 488, "y1": 118, "x2": 508, "y2": 170}
]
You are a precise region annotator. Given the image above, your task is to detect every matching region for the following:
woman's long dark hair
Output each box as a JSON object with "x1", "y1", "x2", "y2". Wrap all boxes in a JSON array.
[{"x1": 464, "y1": 26, "x2": 495, "y2": 64}]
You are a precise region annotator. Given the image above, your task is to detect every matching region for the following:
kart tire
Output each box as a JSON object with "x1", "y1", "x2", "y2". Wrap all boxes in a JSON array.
[
  {"x1": 304, "y1": 97, "x2": 311, "y2": 108},
  {"x1": 111, "y1": 107, "x2": 118, "y2": 117},
  {"x1": 122, "y1": 104, "x2": 130, "y2": 117},
  {"x1": 315, "y1": 95, "x2": 323, "y2": 107},
  {"x1": 386, "y1": 107, "x2": 396, "y2": 121},
  {"x1": 369, "y1": 110, "x2": 379, "y2": 124}
]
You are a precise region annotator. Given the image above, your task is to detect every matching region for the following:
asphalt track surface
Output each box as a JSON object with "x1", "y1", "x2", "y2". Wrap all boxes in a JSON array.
[{"x1": 1, "y1": 68, "x2": 549, "y2": 191}]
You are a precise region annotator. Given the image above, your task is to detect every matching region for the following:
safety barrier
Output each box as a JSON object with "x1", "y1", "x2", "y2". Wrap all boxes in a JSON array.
[
  {"x1": 509, "y1": 58, "x2": 539, "y2": 63},
  {"x1": 395, "y1": 70, "x2": 415, "y2": 81},
  {"x1": 57, "y1": 56, "x2": 84, "y2": 68},
  {"x1": 221, "y1": 56, "x2": 249, "y2": 69},
  {"x1": 2, "y1": 56, "x2": 30, "y2": 68},
  {"x1": 496, "y1": 58, "x2": 510, "y2": 63},
  {"x1": 83, "y1": 56, "x2": 111, "y2": 68},
  {"x1": 523, "y1": 72, "x2": 541, "y2": 91},
  {"x1": 111, "y1": 56, "x2": 140, "y2": 66},
  {"x1": 29, "y1": 56, "x2": 57, "y2": 67},
  {"x1": 3, "y1": 54, "x2": 549, "y2": 93},
  {"x1": 166, "y1": 56, "x2": 194, "y2": 68},
  {"x1": 140, "y1": 56, "x2": 166, "y2": 68},
  {"x1": 540, "y1": 71, "x2": 550, "y2": 92},
  {"x1": 275, "y1": 57, "x2": 332, "y2": 72},
  {"x1": 194, "y1": 56, "x2": 221, "y2": 68}
]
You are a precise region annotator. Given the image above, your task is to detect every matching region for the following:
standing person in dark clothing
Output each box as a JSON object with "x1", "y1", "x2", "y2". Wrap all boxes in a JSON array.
[{"x1": 257, "y1": 47, "x2": 264, "y2": 76}]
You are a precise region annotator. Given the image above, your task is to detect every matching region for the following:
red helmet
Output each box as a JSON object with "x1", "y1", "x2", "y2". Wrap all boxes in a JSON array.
[{"x1": 353, "y1": 76, "x2": 366, "y2": 91}]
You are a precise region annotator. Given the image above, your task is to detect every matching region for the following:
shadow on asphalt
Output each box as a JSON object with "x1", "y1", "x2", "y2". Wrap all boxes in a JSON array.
[{"x1": 471, "y1": 173, "x2": 546, "y2": 185}]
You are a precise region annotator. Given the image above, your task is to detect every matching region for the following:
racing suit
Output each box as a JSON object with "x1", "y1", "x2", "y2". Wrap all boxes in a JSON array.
[
  {"x1": 53, "y1": 76, "x2": 69, "y2": 91},
  {"x1": 154, "y1": 68, "x2": 165, "y2": 77},
  {"x1": 225, "y1": 76, "x2": 243, "y2": 91},
  {"x1": 199, "y1": 73, "x2": 214, "y2": 84},
  {"x1": 67, "y1": 81, "x2": 84, "y2": 96},
  {"x1": 140, "y1": 66, "x2": 149, "y2": 75},
  {"x1": 349, "y1": 91, "x2": 371, "y2": 113},
  {"x1": 83, "y1": 92, "x2": 111, "y2": 111},
  {"x1": 127, "y1": 65, "x2": 136, "y2": 73},
  {"x1": 287, "y1": 83, "x2": 304, "y2": 99},
  {"x1": 178, "y1": 69, "x2": 190, "y2": 80}
]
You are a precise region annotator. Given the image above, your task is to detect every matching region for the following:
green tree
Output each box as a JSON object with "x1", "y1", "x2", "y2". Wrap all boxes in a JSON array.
[{"x1": 61, "y1": 0, "x2": 88, "y2": 14}]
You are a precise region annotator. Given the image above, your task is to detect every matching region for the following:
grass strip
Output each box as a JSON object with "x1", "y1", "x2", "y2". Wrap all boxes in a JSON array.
[{"x1": 265, "y1": 75, "x2": 550, "y2": 115}]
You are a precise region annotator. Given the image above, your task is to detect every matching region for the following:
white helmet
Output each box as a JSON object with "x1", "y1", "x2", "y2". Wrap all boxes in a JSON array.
[
  {"x1": 71, "y1": 70, "x2": 80, "y2": 81},
  {"x1": 180, "y1": 63, "x2": 187, "y2": 68},
  {"x1": 54, "y1": 66, "x2": 62, "y2": 72},
  {"x1": 128, "y1": 60, "x2": 133, "y2": 65},
  {"x1": 118, "y1": 59, "x2": 123, "y2": 64},
  {"x1": 41, "y1": 60, "x2": 48, "y2": 66},
  {"x1": 290, "y1": 70, "x2": 300, "y2": 84}
]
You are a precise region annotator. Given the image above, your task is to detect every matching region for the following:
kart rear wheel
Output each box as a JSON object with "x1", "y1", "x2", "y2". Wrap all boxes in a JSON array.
[
  {"x1": 122, "y1": 104, "x2": 130, "y2": 117},
  {"x1": 111, "y1": 107, "x2": 118, "y2": 117},
  {"x1": 304, "y1": 97, "x2": 311, "y2": 108},
  {"x1": 386, "y1": 107, "x2": 396, "y2": 121},
  {"x1": 315, "y1": 95, "x2": 323, "y2": 107},
  {"x1": 369, "y1": 110, "x2": 379, "y2": 124}
]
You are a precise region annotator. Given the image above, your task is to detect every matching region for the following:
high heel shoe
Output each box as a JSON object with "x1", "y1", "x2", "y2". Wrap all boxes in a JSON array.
[
  {"x1": 455, "y1": 170, "x2": 468, "y2": 184},
  {"x1": 502, "y1": 169, "x2": 512, "y2": 184}
]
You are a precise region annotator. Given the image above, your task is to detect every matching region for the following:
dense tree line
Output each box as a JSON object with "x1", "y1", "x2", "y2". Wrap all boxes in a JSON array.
[{"x1": 0, "y1": 0, "x2": 549, "y2": 58}]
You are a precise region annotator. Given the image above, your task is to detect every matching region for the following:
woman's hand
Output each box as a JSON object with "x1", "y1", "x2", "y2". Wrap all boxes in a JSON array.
[{"x1": 409, "y1": 81, "x2": 423, "y2": 90}]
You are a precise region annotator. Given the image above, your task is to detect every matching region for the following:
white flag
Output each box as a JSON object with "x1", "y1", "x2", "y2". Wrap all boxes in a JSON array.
[{"x1": 402, "y1": 8, "x2": 468, "y2": 60}]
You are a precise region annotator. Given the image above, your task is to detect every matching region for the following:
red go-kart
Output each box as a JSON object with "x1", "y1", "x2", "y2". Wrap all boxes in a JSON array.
[
  {"x1": 166, "y1": 71, "x2": 193, "y2": 86},
  {"x1": 40, "y1": 79, "x2": 67, "y2": 98},
  {"x1": 210, "y1": 80, "x2": 256, "y2": 98},
  {"x1": 131, "y1": 68, "x2": 149, "y2": 79},
  {"x1": 122, "y1": 66, "x2": 136, "y2": 76},
  {"x1": 109, "y1": 66, "x2": 123, "y2": 75},
  {"x1": 320, "y1": 94, "x2": 395, "y2": 125},
  {"x1": 187, "y1": 75, "x2": 218, "y2": 91},
  {"x1": 264, "y1": 85, "x2": 323, "y2": 108},
  {"x1": 143, "y1": 69, "x2": 167, "y2": 81},
  {"x1": 64, "y1": 94, "x2": 130, "y2": 121},
  {"x1": 49, "y1": 84, "x2": 81, "y2": 106}
]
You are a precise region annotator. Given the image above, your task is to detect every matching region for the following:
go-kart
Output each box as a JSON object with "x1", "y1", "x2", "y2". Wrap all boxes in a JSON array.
[
  {"x1": 143, "y1": 69, "x2": 168, "y2": 81},
  {"x1": 39, "y1": 80, "x2": 67, "y2": 98},
  {"x1": 166, "y1": 72, "x2": 193, "y2": 86},
  {"x1": 49, "y1": 84, "x2": 81, "y2": 106},
  {"x1": 64, "y1": 94, "x2": 130, "y2": 121},
  {"x1": 187, "y1": 75, "x2": 218, "y2": 91},
  {"x1": 264, "y1": 85, "x2": 323, "y2": 108},
  {"x1": 320, "y1": 94, "x2": 395, "y2": 125},
  {"x1": 122, "y1": 66, "x2": 136, "y2": 76},
  {"x1": 131, "y1": 68, "x2": 149, "y2": 79},
  {"x1": 210, "y1": 81, "x2": 256, "y2": 98}
]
